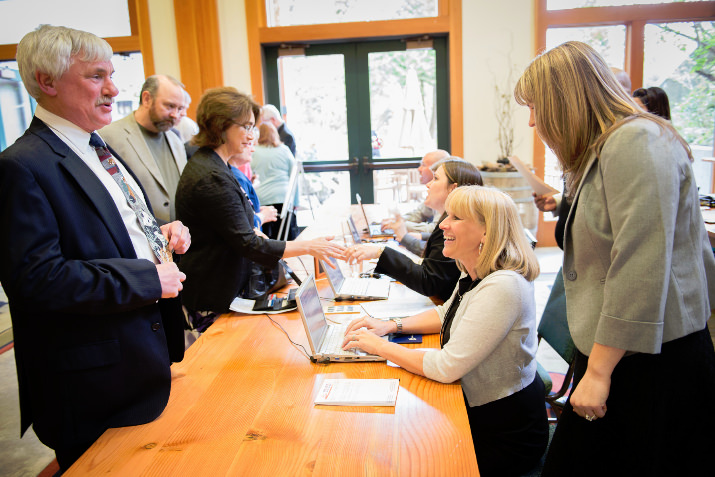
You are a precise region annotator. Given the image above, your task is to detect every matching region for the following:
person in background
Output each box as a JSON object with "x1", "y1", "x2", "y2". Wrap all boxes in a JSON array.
[
  {"x1": 261, "y1": 103, "x2": 297, "y2": 156},
  {"x1": 0, "y1": 25, "x2": 190, "y2": 471},
  {"x1": 345, "y1": 158, "x2": 482, "y2": 302},
  {"x1": 100, "y1": 74, "x2": 188, "y2": 223},
  {"x1": 173, "y1": 88, "x2": 200, "y2": 145},
  {"x1": 252, "y1": 122, "x2": 300, "y2": 240},
  {"x1": 343, "y1": 186, "x2": 548, "y2": 476},
  {"x1": 381, "y1": 149, "x2": 450, "y2": 255},
  {"x1": 515, "y1": 40, "x2": 715, "y2": 476},
  {"x1": 632, "y1": 86, "x2": 672, "y2": 120},
  {"x1": 610, "y1": 66, "x2": 631, "y2": 93},
  {"x1": 228, "y1": 138, "x2": 278, "y2": 229},
  {"x1": 176, "y1": 87, "x2": 345, "y2": 325}
]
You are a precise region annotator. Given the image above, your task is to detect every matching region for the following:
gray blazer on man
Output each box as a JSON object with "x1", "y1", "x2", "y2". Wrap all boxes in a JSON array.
[
  {"x1": 562, "y1": 118, "x2": 715, "y2": 356},
  {"x1": 100, "y1": 113, "x2": 187, "y2": 223}
]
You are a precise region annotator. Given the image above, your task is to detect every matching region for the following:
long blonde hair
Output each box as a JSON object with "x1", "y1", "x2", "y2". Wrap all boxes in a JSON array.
[
  {"x1": 445, "y1": 186, "x2": 539, "y2": 281},
  {"x1": 514, "y1": 41, "x2": 691, "y2": 196}
]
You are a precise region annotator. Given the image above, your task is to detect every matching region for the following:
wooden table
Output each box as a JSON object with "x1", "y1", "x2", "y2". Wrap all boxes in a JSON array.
[{"x1": 67, "y1": 279, "x2": 478, "y2": 475}]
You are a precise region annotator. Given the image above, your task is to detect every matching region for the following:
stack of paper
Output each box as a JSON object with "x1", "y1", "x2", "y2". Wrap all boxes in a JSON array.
[{"x1": 314, "y1": 379, "x2": 399, "y2": 406}]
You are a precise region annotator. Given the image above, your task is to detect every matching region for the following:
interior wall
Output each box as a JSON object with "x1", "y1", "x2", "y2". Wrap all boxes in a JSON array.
[
  {"x1": 217, "y1": 0, "x2": 252, "y2": 93},
  {"x1": 146, "y1": 0, "x2": 181, "y2": 80},
  {"x1": 461, "y1": 0, "x2": 535, "y2": 167}
]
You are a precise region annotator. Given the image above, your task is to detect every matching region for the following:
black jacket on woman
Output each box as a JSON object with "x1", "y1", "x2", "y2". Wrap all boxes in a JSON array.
[
  {"x1": 374, "y1": 213, "x2": 460, "y2": 302},
  {"x1": 176, "y1": 147, "x2": 285, "y2": 313}
]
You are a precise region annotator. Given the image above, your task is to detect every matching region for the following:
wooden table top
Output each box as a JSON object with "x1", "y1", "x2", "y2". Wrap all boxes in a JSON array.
[{"x1": 67, "y1": 280, "x2": 479, "y2": 476}]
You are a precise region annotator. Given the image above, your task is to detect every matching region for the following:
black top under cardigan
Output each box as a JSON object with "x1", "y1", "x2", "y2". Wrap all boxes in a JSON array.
[
  {"x1": 375, "y1": 213, "x2": 460, "y2": 302},
  {"x1": 176, "y1": 147, "x2": 286, "y2": 313}
]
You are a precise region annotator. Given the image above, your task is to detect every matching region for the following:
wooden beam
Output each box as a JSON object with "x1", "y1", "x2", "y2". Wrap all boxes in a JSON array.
[
  {"x1": 448, "y1": 0, "x2": 463, "y2": 157},
  {"x1": 133, "y1": 0, "x2": 155, "y2": 77},
  {"x1": 174, "y1": 0, "x2": 224, "y2": 119},
  {"x1": 258, "y1": 17, "x2": 450, "y2": 45},
  {"x1": 545, "y1": 2, "x2": 715, "y2": 27},
  {"x1": 245, "y1": 0, "x2": 265, "y2": 102}
]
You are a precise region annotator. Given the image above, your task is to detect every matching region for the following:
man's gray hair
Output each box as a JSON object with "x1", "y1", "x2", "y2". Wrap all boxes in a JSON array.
[
  {"x1": 261, "y1": 104, "x2": 283, "y2": 124},
  {"x1": 17, "y1": 25, "x2": 113, "y2": 100},
  {"x1": 139, "y1": 74, "x2": 184, "y2": 104}
]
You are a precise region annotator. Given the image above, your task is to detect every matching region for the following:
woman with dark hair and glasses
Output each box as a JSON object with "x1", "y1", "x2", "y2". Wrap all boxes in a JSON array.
[
  {"x1": 175, "y1": 87, "x2": 345, "y2": 327},
  {"x1": 345, "y1": 158, "x2": 482, "y2": 301},
  {"x1": 632, "y1": 86, "x2": 671, "y2": 120},
  {"x1": 342, "y1": 186, "x2": 548, "y2": 476}
]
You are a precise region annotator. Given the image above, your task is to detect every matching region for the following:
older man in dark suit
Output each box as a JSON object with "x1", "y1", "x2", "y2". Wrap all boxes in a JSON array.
[{"x1": 0, "y1": 25, "x2": 191, "y2": 471}]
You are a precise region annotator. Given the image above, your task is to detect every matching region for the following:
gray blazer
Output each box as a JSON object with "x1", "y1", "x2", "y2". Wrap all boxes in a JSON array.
[
  {"x1": 100, "y1": 113, "x2": 187, "y2": 223},
  {"x1": 562, "y1": 118, "x2": 715, "y2": 356}
]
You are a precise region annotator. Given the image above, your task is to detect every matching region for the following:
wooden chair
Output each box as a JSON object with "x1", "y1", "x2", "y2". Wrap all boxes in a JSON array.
[{"x1": 536, "y1": 268, "x2": 576, "y2": 420}]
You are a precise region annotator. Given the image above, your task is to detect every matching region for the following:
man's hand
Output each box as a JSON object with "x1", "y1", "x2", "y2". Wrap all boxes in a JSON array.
[
  {"x1": 160, "y1": 221, "x2": 191, "y2": 254},
  {"x1": 156, "y1": 262, "x2": 186, "y2": 298}
]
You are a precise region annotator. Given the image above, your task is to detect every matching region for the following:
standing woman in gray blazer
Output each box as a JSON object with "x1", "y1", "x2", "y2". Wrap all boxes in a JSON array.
[{"x1": 515, "y1": 41, "x2": 715, "y2": 476}]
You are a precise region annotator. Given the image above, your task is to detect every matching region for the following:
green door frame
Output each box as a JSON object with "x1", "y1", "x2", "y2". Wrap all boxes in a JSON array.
[{"x1": 263, "y1": 37, "x2": 450, "y2": 204}]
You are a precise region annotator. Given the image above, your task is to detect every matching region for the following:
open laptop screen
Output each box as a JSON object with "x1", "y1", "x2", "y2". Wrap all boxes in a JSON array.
[
  {"x1": 323, "y1": 257, "x2": 345, "y2": 290},
  {"x1": 296, "y1": 275, "x2": 328, "y2": 352}
]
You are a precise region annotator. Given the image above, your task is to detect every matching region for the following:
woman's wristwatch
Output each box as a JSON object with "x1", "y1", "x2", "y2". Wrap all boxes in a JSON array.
[{"x1": 391, "y1": 317, "x2": 403, "y2": 333}]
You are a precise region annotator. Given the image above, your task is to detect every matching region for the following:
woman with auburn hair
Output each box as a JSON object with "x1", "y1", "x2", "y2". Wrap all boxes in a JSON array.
[
  {"x1": 342, "y1": 186, "x2": 548, "y2": 476},
  {"x1": 175, "y1": 87, "x2": 345, "y2": 326},
  {"x1": 252, "y1": 122, "x2": 300, "y2": 240},
  {"x1": 515, "y1": 41, "x2": 715, "y2": 475},
  {"x1": 345, "y1": 158, "x2": 482, "y2": 301}
]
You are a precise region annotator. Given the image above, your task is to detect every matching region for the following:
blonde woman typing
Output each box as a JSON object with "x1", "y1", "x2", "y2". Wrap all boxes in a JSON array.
[{"x1": 342, "y1": 186, "x2": 548, "y2": 476}]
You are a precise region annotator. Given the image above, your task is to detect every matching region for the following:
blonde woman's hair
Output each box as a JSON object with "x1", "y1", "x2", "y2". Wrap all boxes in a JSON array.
[
  {"x1": 514, "y1": 41, "x2": 691, "y2": 196},
  {"x1": 17, "y1": 25, "x2": 113, "y2": 100},
  {"x1": 445, "y1": 186, "x2": 539, "y2": 281},
  {"x1": 258, "y1": 122, "x2": 281, "y2": 147}
]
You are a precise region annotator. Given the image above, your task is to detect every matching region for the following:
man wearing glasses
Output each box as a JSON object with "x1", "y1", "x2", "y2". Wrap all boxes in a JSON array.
[{"x1": 101, "y1": 74, "x2": 188, "y2": 223}]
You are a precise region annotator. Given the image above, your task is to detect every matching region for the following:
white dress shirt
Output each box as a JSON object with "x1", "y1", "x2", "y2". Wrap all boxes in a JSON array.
[{"x1": 35, "y1": 106, "x2": 158, "y2": 263}]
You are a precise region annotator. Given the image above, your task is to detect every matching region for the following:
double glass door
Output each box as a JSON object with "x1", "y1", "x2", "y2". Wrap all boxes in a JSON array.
[{"x1": 263, "y1": 38, "x2": 449, "y2": 209}]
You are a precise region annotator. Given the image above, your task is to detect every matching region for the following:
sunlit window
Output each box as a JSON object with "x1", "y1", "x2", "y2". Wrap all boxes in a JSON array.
[
  {"x1": 547, "y1": 0, "x2": 707, "y2": 10},
  {"x1": 644, "y1": 21, "x2": 715, "y2": 191},
  {"x1": 0, "y1": 0, "x2": 131, "y2": 45},
  {"x1": 546, "y1": 26, "x2": 626, "y2": 69},
  {"x1": 265, "y1": 0, "x2": 438, "y2": 27}
]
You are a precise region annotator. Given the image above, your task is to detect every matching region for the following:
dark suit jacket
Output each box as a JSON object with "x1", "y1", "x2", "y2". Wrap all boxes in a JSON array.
[
  {"x1": 0, "y1": 117, "x2": 185, "y2": 452},
  {"x1": 375, "y1": 214, "x2": 460, "y2": 301},
  {"x1": 278, "y1": 123, "x2": 297, "y2": 157},
  {"x1": 176, "y1": 147, "x2": 286, "y2": 313}
]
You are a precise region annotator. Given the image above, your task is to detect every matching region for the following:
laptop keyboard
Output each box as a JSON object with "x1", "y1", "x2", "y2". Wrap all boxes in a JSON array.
[
  {"x1": 340, "y1": 277, "x2": 390, "y2": 298},
  {"x1": 322, "y1": 324, "x2": 362, "y2": 356}
]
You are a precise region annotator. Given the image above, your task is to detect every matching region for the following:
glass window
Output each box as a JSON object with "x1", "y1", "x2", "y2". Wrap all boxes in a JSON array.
[
  {"x1": 278, "y1": 54, "x2": 348, "y2": 162},
  {"x1": 0, "y1": 61, "x2": 33, "y2": 152},
  {"x1": 266, "y1": 0, "x2": 438, "y2": 27},
  {"x1": 296, "y1": 171, "x2": 351, "y2": 228},
  {"x1": 111, "y1": 52, "x2": 145, "y2": 122},
  {"x1": 368, "y1": 49, "x2": 438, "y2": 159},
  {"x1": 546, "y1": 26, "x2": 626, "y2": 68},
  {"x1": 548, "y1": 0, "x2": 707, "y2": 10},
  {"x1": 0, "y1": 0, "x2": 131, "y2": 45},
  {"x1": 644, "y1": 21, "x2": 715, "y2": 192}
]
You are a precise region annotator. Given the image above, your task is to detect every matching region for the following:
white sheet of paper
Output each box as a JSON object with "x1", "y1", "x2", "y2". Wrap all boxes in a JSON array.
[
  {"x1": 314, "y1": 378, "x2": 399, "y2": 406},
  {"x1": 508, "y1": 155, "x2": 560, "y2": 197}
]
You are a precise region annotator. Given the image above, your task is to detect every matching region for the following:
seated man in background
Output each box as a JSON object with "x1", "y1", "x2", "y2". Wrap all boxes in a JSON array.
[{"x1": 382, "y1": 149, "x2": 450, "y2": 255}]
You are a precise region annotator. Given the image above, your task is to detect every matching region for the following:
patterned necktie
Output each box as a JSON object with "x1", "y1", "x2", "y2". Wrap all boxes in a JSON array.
[{"x1": 90, "y1": 132, "x2": 172, "y2": 263}]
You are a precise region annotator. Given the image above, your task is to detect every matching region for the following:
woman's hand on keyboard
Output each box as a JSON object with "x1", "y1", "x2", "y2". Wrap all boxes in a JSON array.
[
  {"x1": 344, "y1": 316, "x2": 395, "y2": 337},
  {"x1": 342, "y1": 319, "x2": 392, "y2": 354}
]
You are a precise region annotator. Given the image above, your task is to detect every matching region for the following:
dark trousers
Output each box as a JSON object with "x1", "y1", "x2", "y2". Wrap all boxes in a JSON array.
[
  {"x1": 542, "y1": 327, "x2": 715, "y2": 477},
  {"x1": 55, "y1": 439, "x2": 95, "y2": 473},
  {"x1": 262, "y1": 204, "x2": 299, "y2": 240},
  {"x1": 466, "y1": 375, "x2": 549, "y2": 477}
]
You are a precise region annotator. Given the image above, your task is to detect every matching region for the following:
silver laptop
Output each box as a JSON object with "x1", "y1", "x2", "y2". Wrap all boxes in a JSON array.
[
  {"x1": 346, "y1": 216, "x2": 363, "y2": 244},
  {"x1": 296, "y1": 274, "x2": 385, "y2": 362},
  {"x1": 356, "y1": 193, "x2": 393, "y2": 238},
  {"x1": 322, "y1": 257, "x2": 390, "y2": 300}
]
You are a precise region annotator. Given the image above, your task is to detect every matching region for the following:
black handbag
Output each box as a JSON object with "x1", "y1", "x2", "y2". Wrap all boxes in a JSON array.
[{"x1": 240, "y1": 261, "x2": 287, "y2": 300}]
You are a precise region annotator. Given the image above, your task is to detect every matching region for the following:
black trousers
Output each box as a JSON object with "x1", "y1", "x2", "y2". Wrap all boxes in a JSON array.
[
  {"x1": 262, "y1": 204, "x2": 299, "y2": 241},
  {"x1": 542, "y1": 327, "x2": 715, "y2": 477},
  {"x1": 466, "y1": 375, "x2": 549, "y2": 477}
]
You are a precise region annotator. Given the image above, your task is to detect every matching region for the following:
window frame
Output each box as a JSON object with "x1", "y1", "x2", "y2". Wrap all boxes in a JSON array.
[
  {"x1": 533, "y1": 0, "x2": 715, "y2": 245},
  {"x1": 0, "y1": 0, "x2": 155, "y2": 77}
]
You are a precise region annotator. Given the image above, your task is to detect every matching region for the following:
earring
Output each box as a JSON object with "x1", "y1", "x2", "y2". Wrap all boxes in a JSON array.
[{"x1": 478, "y1": 242, "x2": 483, "y2": 254}]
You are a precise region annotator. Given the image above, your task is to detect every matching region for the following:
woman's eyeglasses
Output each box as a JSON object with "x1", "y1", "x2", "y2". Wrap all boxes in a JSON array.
[{"x1": 233, "y1": 121, "x2": 258, "y2": 136}]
